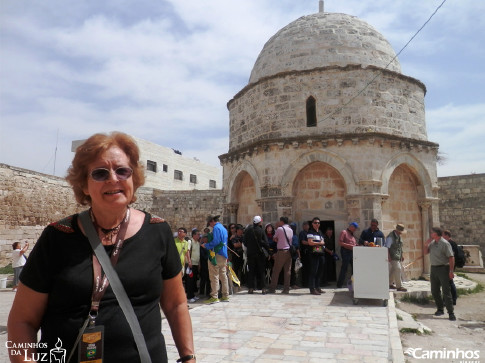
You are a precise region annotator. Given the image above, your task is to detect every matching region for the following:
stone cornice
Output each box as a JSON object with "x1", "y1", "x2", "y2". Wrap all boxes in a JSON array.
[
  {"x1": 227, "y1": 64, "x2": 426, "y2": 109},
  {"x1": 219, "y1": 133, "x2": 439, "y2": 165}
]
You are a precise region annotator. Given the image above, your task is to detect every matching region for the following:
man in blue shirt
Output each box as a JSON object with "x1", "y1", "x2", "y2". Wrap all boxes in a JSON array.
[{"x1": 202, "y1": 215, "x2": 229, "y2": 304}]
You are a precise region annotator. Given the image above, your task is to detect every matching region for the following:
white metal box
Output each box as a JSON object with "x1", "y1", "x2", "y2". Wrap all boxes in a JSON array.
[{"x1": 352, "y1": 246, "x2": 389, "y2": 305}]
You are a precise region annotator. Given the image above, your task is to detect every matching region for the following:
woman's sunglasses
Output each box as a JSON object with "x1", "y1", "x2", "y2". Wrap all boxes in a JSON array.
[{"x1": 90, "y1": 167, "x2": 133, "y2": 182}]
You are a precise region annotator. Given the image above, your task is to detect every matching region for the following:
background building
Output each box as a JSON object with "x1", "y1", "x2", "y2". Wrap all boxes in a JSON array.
[
  {"x1": 220, "y1": 9, "x2": 439, "y2": 278},
  {"x1": 72, "y1": 136, "x2": 221, "y2": 191}
]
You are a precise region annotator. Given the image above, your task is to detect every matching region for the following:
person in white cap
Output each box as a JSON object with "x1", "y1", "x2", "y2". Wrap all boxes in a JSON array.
[{"x1": 243, "y1": 216, "x2": 270, "y2": 294}]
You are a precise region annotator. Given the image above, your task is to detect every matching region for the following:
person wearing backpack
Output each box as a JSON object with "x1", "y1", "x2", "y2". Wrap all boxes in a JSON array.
[{"x1": 443, "y1": 230, "x2": 461, "y2": 305}]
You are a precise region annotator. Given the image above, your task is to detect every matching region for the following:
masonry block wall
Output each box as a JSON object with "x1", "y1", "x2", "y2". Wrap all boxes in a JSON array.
[
  {"x1": 438, "y1": 173, "x2": 485, "y2": 252},
  {"x1": 135, "y1": 188, "x2": 225, "y2": 232},
  {"x1": 0, "y1": 164, "x2": 83, "y2": 266},
  {"x1": 1, "y1": 163, "x2": 484, "y2": 267},
  {"x1": 0, "y1": 164, "x2": 223, "y2": 266}
]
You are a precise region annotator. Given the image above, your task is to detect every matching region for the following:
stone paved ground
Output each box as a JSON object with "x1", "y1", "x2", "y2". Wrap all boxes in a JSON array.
[
  {"x1": 163, "y1": 286, "x2": 401, "y2": 363},
  {"x1": 0, "y1": 285, "x2": 401, "y2": 363},
  {"x1": 1, "y1": 277, "x2": 474, "y2": 362}
]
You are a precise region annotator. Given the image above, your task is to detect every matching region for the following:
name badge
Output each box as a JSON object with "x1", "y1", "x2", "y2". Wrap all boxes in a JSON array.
[{"x1": 78, "y1": 325, "x2": 104, "y2": 363}]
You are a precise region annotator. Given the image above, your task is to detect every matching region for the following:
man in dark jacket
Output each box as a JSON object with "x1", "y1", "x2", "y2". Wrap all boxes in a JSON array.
[
  {"x1": 359, "y1": 218, "x2": 385, "y2": 246},
  {"x1": 299, "y1": 221, "x2": 310, "y2": 287},
  {"x1": 243, "y1": 216, "x2": 270, "y2": 294}
]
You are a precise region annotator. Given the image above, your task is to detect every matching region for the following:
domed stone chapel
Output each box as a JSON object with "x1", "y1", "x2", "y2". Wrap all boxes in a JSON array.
[{"x1": 219, "y1": 5, "x2": 440, "y2": 278}]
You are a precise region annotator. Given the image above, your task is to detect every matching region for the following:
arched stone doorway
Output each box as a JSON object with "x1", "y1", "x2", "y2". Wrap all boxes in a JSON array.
[
  {"x1": 233, "y1": 171, "x2": 260, "y2": 226},
  {"x1": 382, "y1": 164, "x2": 423, "y2": 279},
  {"x1": 292, "y1": 162, "x2": 348, "y2": 226}
]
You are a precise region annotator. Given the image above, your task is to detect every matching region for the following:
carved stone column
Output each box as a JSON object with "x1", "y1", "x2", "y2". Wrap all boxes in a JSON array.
[
  {"x1": 419, "y1": 201, "x2": 432, "y2": 276},
  {"x1": 255, "y1": 196, "x2": 294, "y2": 224},
  {"x1": 344, "y1": 196, "x2": 361, "y2": 225},
  {"x1": 225, "y1": 203, "x2": 239, "y2": 225},
  {"x1": 277, "y1": 197, "x2": 294, "y2": 219},
  {"x1": 356, "y1": 180, "x2": 384, "y2": 227},
  {"x1": 360, "y1": 195, "x2": 385, "y2": 228},
  {"x1": 430, "y1": 199, "x2": 440, "y2": 227}
]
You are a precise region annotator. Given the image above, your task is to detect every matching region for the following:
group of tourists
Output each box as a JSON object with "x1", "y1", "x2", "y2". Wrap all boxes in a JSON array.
[
  {"x1": 174, "y1": 215, "x2": 232, "y2": 305},
  {"x1": 174, "y1": 215, "x2": 358, "y2": 299},
  {"x1": 175, "y1": 215, "x2": 339, "y2": 300}
]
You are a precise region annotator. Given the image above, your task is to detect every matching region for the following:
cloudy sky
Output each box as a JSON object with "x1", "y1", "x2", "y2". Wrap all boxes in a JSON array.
[{"x1": 1, "y1": 0, "x2": 484, "y2": 179}]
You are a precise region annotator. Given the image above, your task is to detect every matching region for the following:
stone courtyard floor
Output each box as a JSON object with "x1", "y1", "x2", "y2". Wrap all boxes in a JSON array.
[{"x1": 0, "y1": 275, "x2": 482, "y2": 362}]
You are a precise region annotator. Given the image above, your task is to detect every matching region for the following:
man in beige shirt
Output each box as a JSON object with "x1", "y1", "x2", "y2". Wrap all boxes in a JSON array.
[{"x1": 425, "y1": 227, "x2": 455, "y2": 321}]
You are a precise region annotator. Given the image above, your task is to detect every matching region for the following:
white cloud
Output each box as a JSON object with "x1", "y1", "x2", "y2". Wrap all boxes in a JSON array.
[
  {"x1": 427, "y1": 103, "x2": 485, "y2": 176},
  {"x1": 1, "y1": 0, "x2": 484, "y2": 180}
]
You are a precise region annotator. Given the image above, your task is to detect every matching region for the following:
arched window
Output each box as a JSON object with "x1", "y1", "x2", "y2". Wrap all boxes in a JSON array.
[{"x1": 306, "y1": 96, "x2": 317, "y2": 127}]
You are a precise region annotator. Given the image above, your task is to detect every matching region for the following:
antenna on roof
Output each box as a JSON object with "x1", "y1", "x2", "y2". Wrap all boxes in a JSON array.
[
  {"x1": 319, "y1": 0, "x2": 324, "y2": 13},
  {"x1": 53, "y1": 128, "x2": 59, "y2": 175}
]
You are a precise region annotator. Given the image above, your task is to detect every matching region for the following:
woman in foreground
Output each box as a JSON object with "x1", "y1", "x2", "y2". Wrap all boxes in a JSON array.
[{"x1": 8, "y1": 132, "x2": 195, "y2": 363}]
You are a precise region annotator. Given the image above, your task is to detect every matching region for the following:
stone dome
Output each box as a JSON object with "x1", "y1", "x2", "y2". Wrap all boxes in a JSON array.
[{"x1": 249, "y1": 12, "x2": 401, "y2": 84}]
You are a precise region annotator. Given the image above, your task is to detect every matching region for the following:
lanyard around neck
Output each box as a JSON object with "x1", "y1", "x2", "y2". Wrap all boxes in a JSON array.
[{"x1": 90, "y1": 208, "x2": 130, "y2": 320}]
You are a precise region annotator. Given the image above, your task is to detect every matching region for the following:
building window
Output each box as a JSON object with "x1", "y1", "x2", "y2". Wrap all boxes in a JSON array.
[
  {"x1": 162, "y1": 164, "x2": 168, "y2": 172},
  {"x1": 174, "y1": 170, "x2": 183, "y2": 181},
  {"x1": 146, "y1": 160, "x2": 157, "y2": 172},
  {"x1": 190, "y1": 174, "x2": 197, "y2": 184},
  {"x1": 306, "y1": 96, "x2": 317, "y2": 127},
  {"x1": 209, "y1": 179, "x2": 216, "y2": 188}
]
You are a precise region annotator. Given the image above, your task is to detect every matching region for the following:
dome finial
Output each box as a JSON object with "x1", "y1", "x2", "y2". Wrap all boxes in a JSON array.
[{"x1": 319, "y1": 0, "x2": 324, "y2": 13}]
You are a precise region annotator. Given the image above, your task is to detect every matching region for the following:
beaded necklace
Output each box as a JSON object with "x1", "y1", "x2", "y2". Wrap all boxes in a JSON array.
[{"x1": 89, "y1": 208, "x2": 130, "y2": 245}]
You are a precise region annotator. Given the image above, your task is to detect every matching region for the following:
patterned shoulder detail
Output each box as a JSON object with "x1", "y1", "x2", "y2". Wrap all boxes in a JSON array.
[
  {"x1": 49, "y1": 215, "x2": 76, "y2": 233},
  {"x1": 150, "y1": 215, "x2": 165, "y2": 224}
]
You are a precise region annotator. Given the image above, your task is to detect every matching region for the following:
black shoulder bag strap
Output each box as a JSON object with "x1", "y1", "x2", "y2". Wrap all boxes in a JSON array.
[
  {"x1": 79, "y1": 210, "x2": 152, "y2": 363},
  {"x1": 253, "y1": 227, "x2": 267, "y2": 255},
  {"x1": 282, "y1": 226, "x2": 292, "y2": 248}
]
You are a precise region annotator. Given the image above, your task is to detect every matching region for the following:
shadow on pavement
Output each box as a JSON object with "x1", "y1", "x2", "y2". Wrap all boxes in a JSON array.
[{"x1": 330, "y1": 290, "x2": 388, "y2": 307}]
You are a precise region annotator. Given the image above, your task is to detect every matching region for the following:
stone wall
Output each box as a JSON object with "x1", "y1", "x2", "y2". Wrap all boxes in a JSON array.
[
  {"x1": 2, "y1": 163, "x2": 484, "y2": 267},
  {"x1": 134, "y1": 188, "x2": 225, "y2": 231},
  {"x1": 0, "y1": 164, "x2": 82, "y2": 266},
  {"x1": 227, "y1": 66, "x2": 427, "y2": 153},
  {"x1": 438, "y1": 173, "x2": 485, "y2": 252},
  {"x1": 0, "y1": 163, "x2": 223, "y2": 266}
]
